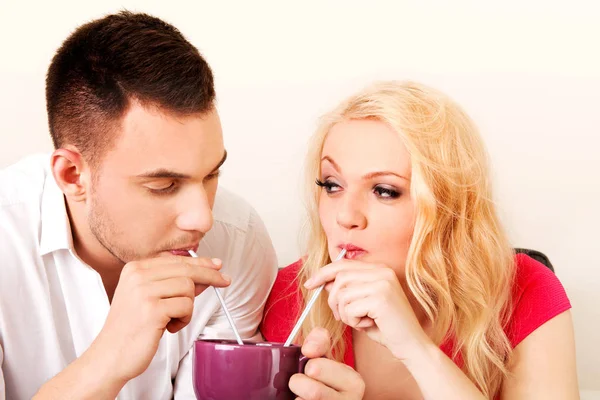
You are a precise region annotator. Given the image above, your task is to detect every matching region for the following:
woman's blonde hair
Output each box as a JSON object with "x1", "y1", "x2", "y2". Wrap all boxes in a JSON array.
[{"x1": 297, "y1": 81, "x2": 516, "y2": 398}]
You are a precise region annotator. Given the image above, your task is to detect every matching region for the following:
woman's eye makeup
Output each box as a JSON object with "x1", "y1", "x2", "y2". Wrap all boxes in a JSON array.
[
  {"x1": 373, "y1": 185, "x2": 401, "y2": 199},
  {"x1": 315, "y1": 178, "x2": 342, "y2": 193},
  {"x1": 316, "y1": 178, "x2": 402, "y2": 200}
]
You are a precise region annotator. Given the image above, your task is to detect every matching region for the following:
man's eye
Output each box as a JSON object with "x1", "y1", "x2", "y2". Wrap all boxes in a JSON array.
[{"x1": 148, "y1": 181, "x2": 177, "y2": 194}]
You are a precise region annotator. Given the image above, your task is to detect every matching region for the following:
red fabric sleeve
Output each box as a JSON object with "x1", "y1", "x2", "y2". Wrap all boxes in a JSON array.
[
  {"x1": 506, "y1": 253, "x2": 572, "y2": 348},
  {"x1": 260, "y1": 260, "x2": 303, "y2": 344}
]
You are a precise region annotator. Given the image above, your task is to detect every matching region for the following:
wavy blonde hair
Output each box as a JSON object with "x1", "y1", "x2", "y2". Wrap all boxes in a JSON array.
[{"x1": 297, "y1": 81, "x2": 516, "y2": 398}]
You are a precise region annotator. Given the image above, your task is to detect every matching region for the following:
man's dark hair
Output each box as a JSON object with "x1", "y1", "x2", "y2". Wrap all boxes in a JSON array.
[{"x1": 46, "y1": 11, "x2": 215, "y2": 165}]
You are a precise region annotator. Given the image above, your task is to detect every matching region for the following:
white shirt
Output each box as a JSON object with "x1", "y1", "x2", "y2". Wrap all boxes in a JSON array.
[{"x1": 0, "y1": 154, "x2": 278, "y2": 400}]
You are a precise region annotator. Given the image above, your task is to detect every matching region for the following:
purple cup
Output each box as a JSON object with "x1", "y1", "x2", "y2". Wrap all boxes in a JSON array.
[{"x1": 192, "y1": 339, "x2": 308, "y2": 400}]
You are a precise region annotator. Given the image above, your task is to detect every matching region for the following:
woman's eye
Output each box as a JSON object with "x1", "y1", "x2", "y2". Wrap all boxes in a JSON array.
[
  {"x1": 315, "y1": 179, "x2": 342, "y2": 193},
  {"x1": 373, "y1": 185, "x2": 400, "y2": 199}
]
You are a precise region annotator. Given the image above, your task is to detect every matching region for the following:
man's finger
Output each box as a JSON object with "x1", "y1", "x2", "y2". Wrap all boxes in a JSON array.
[
  {"x1": 161, "y1": 296, "x2": 196, "y2": 333},
  {"x1": 149, "y1": 277, "x2": 195, "y2": 299},
  {"x1": 141, "y1": 262, "x2": 230, "y2": 287},
  {"x1": 166, "y1": 318, "x2": 189, "y2": 334},
  {"x1": 138, "y1": 255, "x2": 222, "y2": 270},
  {"x1": 186, "y1": 266, "x2": 231, "y2": 287}
]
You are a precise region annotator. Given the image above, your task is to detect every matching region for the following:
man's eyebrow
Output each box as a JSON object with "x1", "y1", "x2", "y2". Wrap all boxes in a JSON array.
[
  {"x1": 136, "y1": 170, "x2": 191, "y2": 179},
  {"x1": 211, "y1": 150, "x2": 227, "y2": 172},
  {"x1": 136, "y1": 150, "x2": 228, "y2": 179}
]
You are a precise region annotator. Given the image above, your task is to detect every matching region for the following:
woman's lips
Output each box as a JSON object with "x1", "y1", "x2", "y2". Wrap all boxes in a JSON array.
[
  {"x1": 338, "y1": 243, "x2": 367, "y2": 260},
  {"x1": 344, "y1": 249, "x2": 366, "y2": 260}
]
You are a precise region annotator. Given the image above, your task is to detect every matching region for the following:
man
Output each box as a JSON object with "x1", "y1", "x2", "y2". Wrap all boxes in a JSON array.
[{"x1": 0, "y1": 11, "x2": 278, "y2": 399}]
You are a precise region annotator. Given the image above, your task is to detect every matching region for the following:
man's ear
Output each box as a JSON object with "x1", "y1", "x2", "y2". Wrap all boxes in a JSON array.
[{"x1": 50, "y1": 147, "x2": 91, "y2": 202}]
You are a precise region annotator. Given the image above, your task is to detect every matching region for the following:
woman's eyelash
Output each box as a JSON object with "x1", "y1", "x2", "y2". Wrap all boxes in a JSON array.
[
  {"x1": 315, "y1": 179, "x2": 340, "y2": 192},
  {"x1": 374, "y1": 185, "x2": 401, "y2": 199},
  {"x1": 316, "y1": 179, "x2": 401, "y2": 199}
]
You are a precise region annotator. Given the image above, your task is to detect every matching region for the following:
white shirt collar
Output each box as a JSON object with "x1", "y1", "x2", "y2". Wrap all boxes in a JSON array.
[{"x1": 39, "y1": 170, "x2": 74, "y2": 256}]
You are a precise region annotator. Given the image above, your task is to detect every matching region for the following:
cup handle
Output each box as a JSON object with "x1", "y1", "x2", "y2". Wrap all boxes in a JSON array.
[{"x1": 298, "y1": 355, "x2": 310, "y2": 373}]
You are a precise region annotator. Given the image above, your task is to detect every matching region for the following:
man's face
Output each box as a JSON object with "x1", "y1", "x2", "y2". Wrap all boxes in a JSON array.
[{"x1": 87, "y1": 102, "x2": 225, "y2": 263}]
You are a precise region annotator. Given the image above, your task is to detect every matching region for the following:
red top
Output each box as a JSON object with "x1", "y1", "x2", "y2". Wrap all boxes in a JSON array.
[{"x1": 260, "y1": 253, "x2": 572, "y2": 369}]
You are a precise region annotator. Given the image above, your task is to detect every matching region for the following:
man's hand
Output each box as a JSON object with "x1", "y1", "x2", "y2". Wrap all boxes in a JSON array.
[
  {"x1": 96, "y1": 256, "x2": 230, "y2": 382},
  {"x1": 34, "y1": 255, "x2": 230, "y2": 399}
]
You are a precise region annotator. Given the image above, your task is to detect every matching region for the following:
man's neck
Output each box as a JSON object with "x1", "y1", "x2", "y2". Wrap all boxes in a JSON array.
[{"x1": 65, "y1": 197, "x2": 124, "y2": 302}]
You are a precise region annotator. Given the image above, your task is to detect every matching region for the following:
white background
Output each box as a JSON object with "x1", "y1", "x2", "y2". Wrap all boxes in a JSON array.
[{"x1": 1, "y1": 0, "x2": 598, "y2": 395}]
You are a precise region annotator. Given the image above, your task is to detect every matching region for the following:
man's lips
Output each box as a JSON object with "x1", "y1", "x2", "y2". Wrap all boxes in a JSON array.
[{"x1": 167, "y1": 245, "x2": 199, "y2": 256}]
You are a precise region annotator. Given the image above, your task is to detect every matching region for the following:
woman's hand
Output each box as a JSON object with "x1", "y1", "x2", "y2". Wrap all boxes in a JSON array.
[
  {"x1": 304, "y1": 260, "x2": 431, "y2": 361},
  {"x1": 289, "y1": 327, "x2": 365, "y2": 400},
  {"x1": 302, "y1": 262, "x2": 493, "y2": 400}
]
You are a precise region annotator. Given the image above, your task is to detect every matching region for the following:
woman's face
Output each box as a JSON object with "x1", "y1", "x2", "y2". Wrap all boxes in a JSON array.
[{"x1": 318, "y1": 119, "x2": 416, "y2": 276}]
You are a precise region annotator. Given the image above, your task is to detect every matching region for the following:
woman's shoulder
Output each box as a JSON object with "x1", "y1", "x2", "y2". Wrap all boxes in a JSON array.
[
  {"x1": 506, "y1": 253, "x2": 572, "y2": 347},
  {"x1": 276, "y1": 259, "x2": 303, "y2": 284},
  {"x1": 269, "y1": 259, "x2": 304, "y2": 303},
  {"x1": 260, "y1": 259, "x2": 304, "y2": 342}
]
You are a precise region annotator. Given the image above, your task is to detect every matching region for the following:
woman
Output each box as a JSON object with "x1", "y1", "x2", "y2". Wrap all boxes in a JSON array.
[{"x1": 261, "y1": 81, "x2": 578, "y2": 399}]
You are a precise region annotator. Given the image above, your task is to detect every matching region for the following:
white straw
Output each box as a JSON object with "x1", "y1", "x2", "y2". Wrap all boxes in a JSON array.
[
  {"x1": 283, "y1": 248, "x2": 347, "y2": 347},
  {"x1": 188, "y1": 250, "x2": 244, "y2": 345}
]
